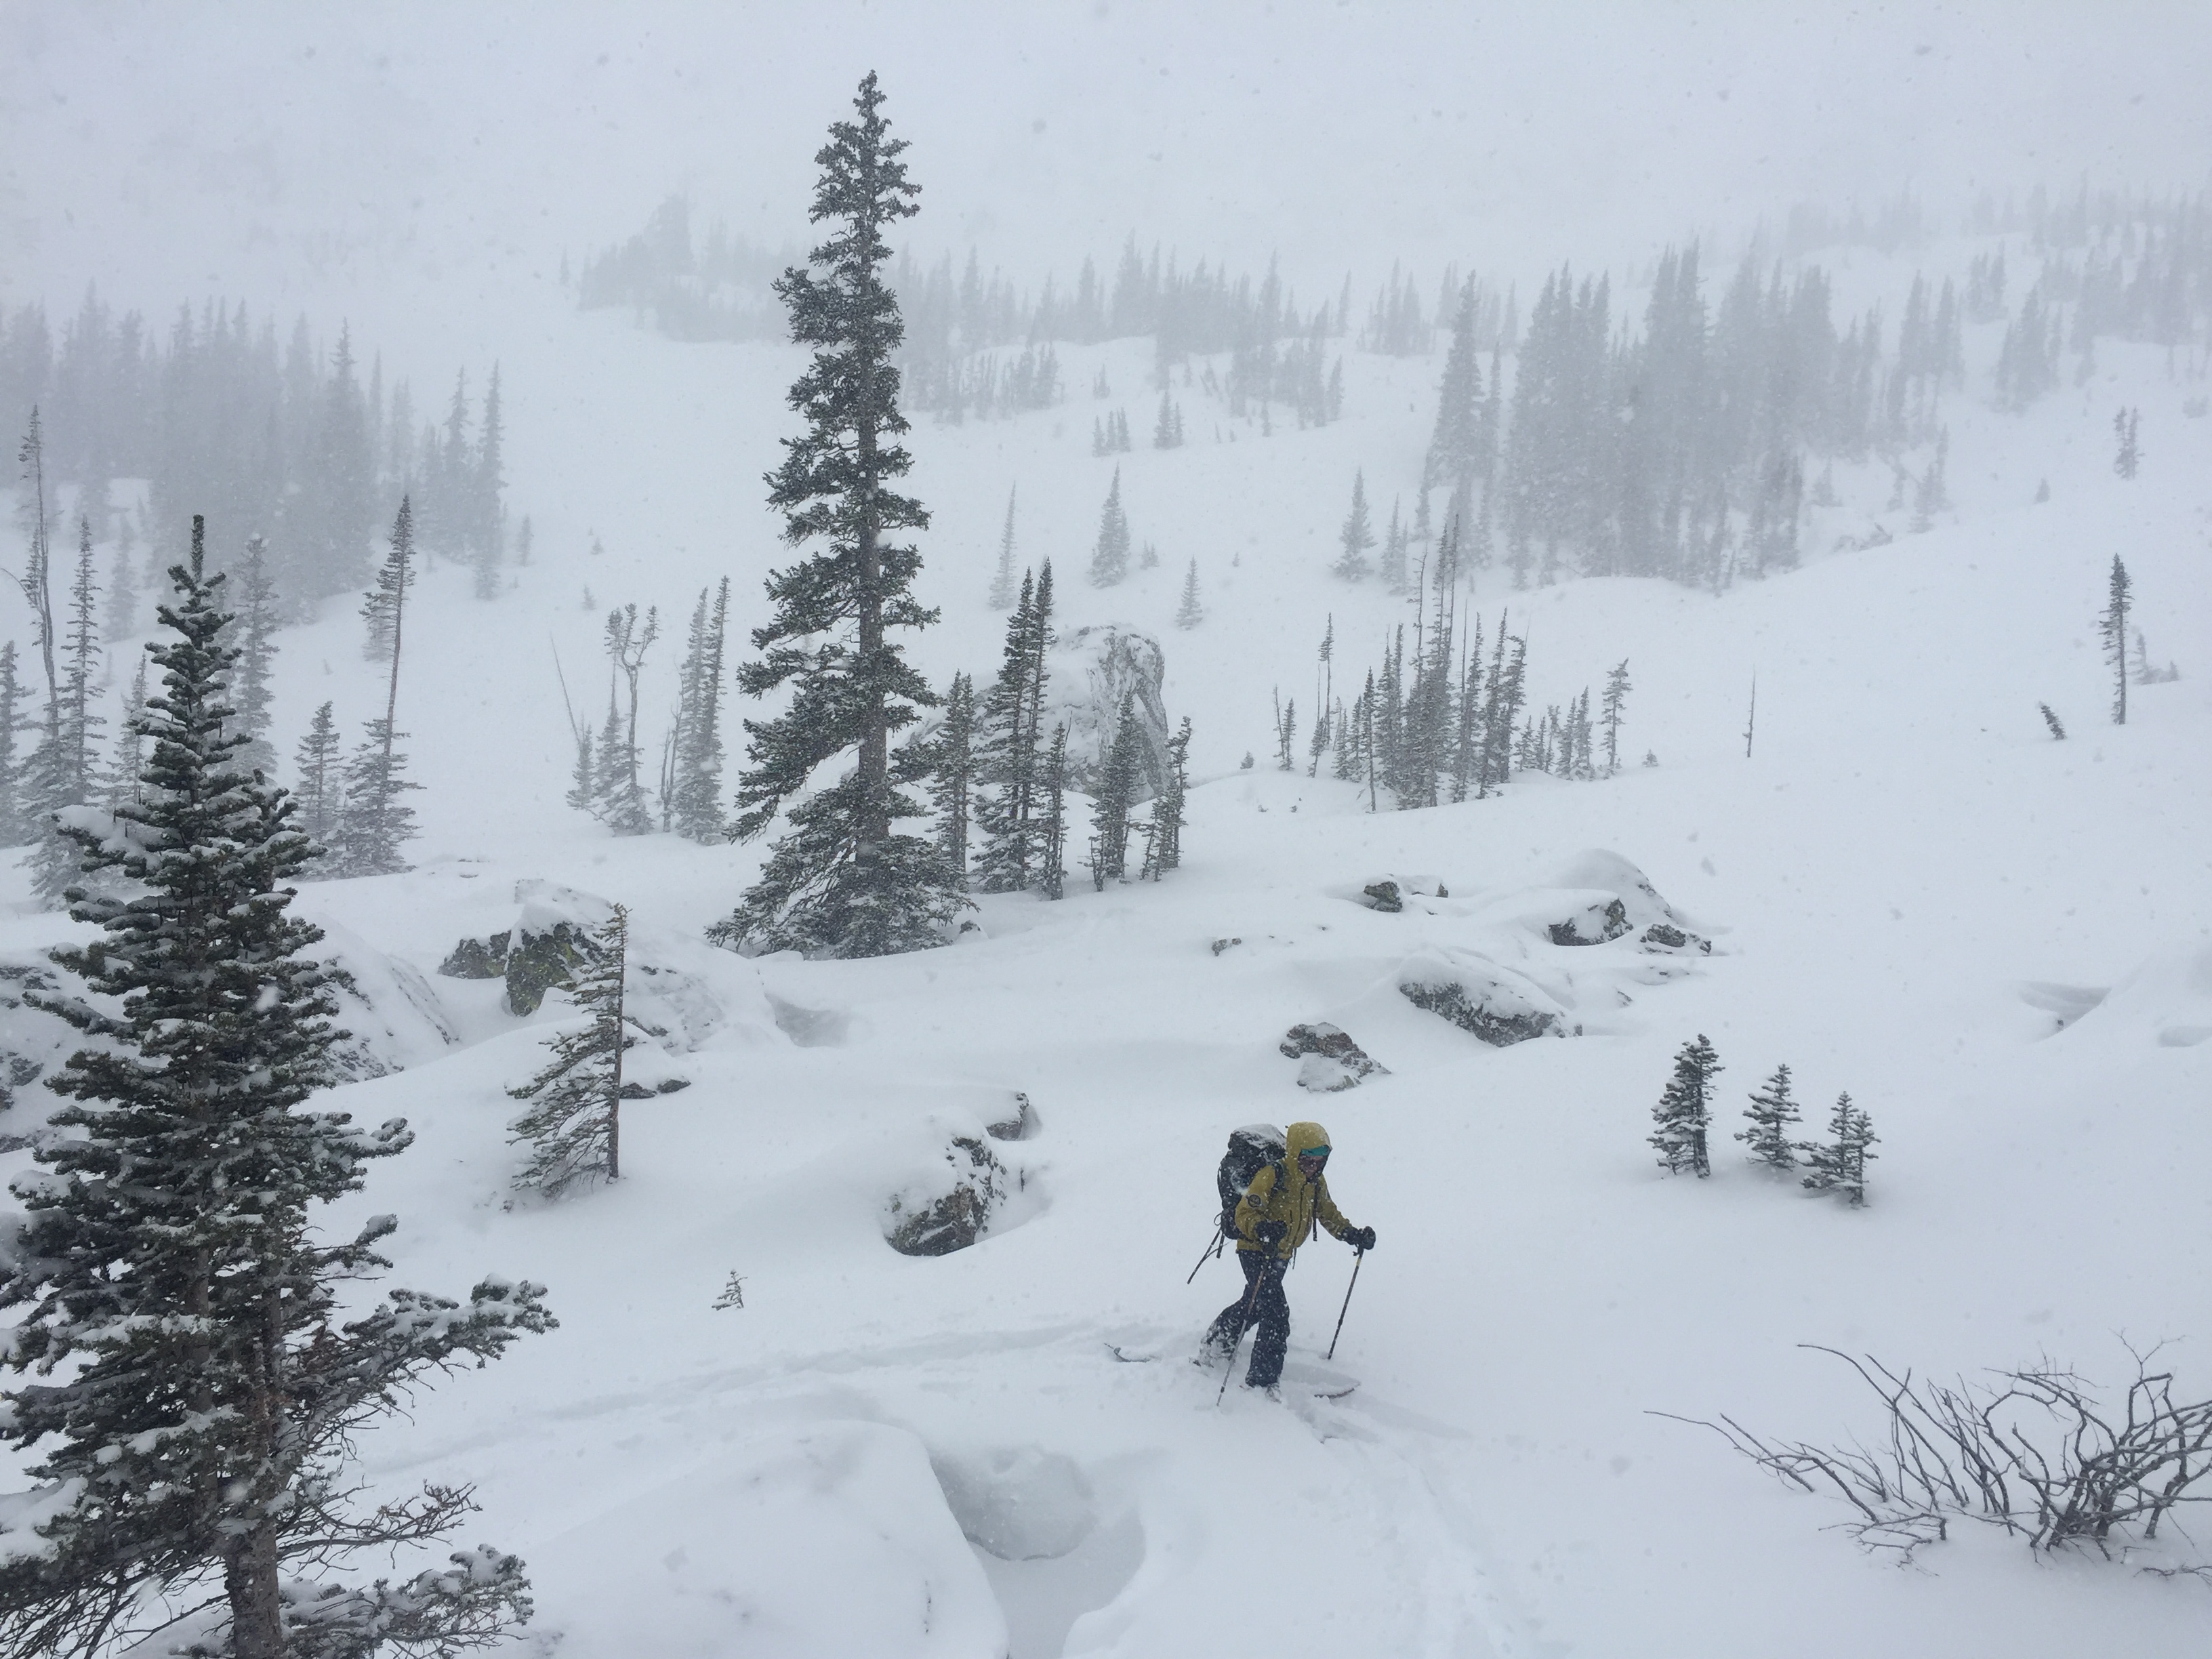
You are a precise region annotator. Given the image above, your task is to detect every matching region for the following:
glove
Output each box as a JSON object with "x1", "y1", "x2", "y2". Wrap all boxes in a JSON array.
[
  {"x1": 1349, "y1": 1225, "x2": 1376, "y2": 1252},
  {"x1": 1255, "y1": 1220, "x2": 1288, "y2": 1249}
]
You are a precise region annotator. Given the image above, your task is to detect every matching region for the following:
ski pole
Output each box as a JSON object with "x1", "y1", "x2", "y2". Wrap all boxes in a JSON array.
[
  {"x1": 1215, "y1": 1256, "x2": 1276, "y2": 1406},
  {"x1": 1185, "y1": 1222, "x2": 1225, "y2": 1285},
  {"x1": 1325, "y1": 1249, "x2": 1364, "y2": 1362}
]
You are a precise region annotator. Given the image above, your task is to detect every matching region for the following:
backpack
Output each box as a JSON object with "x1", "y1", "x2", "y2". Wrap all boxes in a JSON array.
[{"x1": 1217, "y1": 1124, "x2": 1287, "y2": 1233}]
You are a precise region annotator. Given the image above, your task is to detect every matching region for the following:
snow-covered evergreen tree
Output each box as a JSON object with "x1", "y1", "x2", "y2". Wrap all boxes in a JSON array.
[
  {"x1": 26, "y1": 518, "x2": 107, "y2": 907},
  {"x1": 358, "y1": 499, "x2": 415, "y2": 662},
  {"x1": 973, "y1": 562, "x2": 1054, "y2": 893},
  {"x1": 228, "y1": 532, "x2": 281, "y2": 775},
  {"x1": 930, "y1": 671, "x2": 976, "y2": 882},
  {"x1": 1174, "y1": 557, "x2": 1204, "y2": 629},
  {"x1": 102, "y1": 652, "x2": 150, "y2": 813},
  {"x1": 1332, "y1": 468, "x2": 1375, "y2": 580},
  {"x1": 1088, "y1": 466, "x2": 1131, "y2": 587},
  {"x1": 1738, "y1": 1061, "x2": 1801, "y2": 1171},
  {"x1": 1144, "y1": 716, "x2": 1191, "y2": 879},
  {"x1": 327, "y1": 501, "x2": 422, "y2": 876},
  {"x1": 0, "y1": 640, "x2": 28, "y2": 844},
  {"x1": 1038, "y1": 721, "x2": 1069, "y2": 901},
  {"x1": 508, "y1": 905, "x2": 636, "y2": 1195},
  {"x1": 0, "y1": 515, "x2": 552, "y2": 1659},
  {"x1": 292, "y1": 699, "x2": 342, "y2": 846},
  {"x1": 987, "y1": 484, "x2": 1019, "y2": 609},
  {"x1": 2100, "y1": 554, "x2": 2132, "y2": 724},
  {"x1": 1600, "y1": 658, "x2": 1631, "y2": 776},
  {"x1": 472, "y1": 362, "x2": 506, "y2": 596},
  {"x1": 716, "y1": 74, "x2": 966, "y2": 957},
  {"x1": 1801, "y1": 1091, "x2": 1878, "y2": 1206},
  {"x1": 592, "y1": 602, "x2": 657, "y2": 836},
  {"x1": 670, "y1": 579, "x2": 729, "y2": 842},
  {"x1": 1650, "y1": 1033, "x2": 1722, "y2": 1176},
  {"x1": 1089, "y1": 691, "x2": 1143, "y2": 887}
]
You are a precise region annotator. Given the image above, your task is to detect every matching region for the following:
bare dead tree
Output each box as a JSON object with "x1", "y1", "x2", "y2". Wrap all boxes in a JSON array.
[{"x1": 1654, "y1": 1343, "x2": 2212, "y2": 1574}]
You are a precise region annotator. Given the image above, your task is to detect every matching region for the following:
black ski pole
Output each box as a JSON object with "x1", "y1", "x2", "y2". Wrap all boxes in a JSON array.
[
  {"x1": 1185, "y1": 1222, "x2": 1225, "y2": 1286},
  {"x1": 1215, "y1": 1256, "x2": 1275, "y2": 1406},
  {"x1": 1325, "y1": 1249, "x2": 1364, "y2": 1362}
]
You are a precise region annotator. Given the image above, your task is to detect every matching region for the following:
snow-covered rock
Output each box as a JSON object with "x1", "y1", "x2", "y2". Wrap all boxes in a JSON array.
[
  {"x1": 1043, "y1": 623, "x2": 1170, "y2": 796},
  {"x1": 1278, "y1": 1021, "x2": 1388, "y2": 1090}
]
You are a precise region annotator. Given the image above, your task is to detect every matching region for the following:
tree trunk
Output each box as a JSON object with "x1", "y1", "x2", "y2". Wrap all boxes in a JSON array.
[{"x1": 225, "y1": 1523, "x2": 284, "y2": 1659}]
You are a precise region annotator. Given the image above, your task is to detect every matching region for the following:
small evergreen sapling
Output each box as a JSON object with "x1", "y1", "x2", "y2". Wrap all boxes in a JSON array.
[
  {"x1": 1650, "y1": 1034, "x2": 1722, "y2": 1176},
  {"x1": 1801, "y1": 1092, "x2": 1878, "y2": 1206},
  {"x1": 1089, "y1": 467, "x2": 1130, "y2": 587},
  {"x1": 1037, "y1": 721, "x2": 1069, "y2": 901},
  {"x1": 1332, "y1": 468, "x2": 1376, "y2": 580},
  {"x1": 1738, "y1": 1062, "x2": 1801, "y2": 1170},
  {"x1": 508, "y1": 905, "x2": 637, "y2": 1195},
  {"x1": 293, "y1": 699, "x2": 343, "y2": 846}
]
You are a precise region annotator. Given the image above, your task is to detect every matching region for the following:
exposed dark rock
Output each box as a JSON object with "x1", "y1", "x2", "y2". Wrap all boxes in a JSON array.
[
  {"x1": 886, "y1": 1136, "x2": 1008, "y2": 1256},
  {"x1": 618, "y1": 1076, "x2": 693, "y2": 1100},
  {"x1": 1361, "y1": 880, "x2": 1404, "y2": 913},
  {"x1": 504, "y1": 922, "x2": 597, "y2": 1017},
  {"x1": 1640, "y1": 922, "x2": 1711, "y2": 954},
  {"x1": 1210, "y1": 936, "x2": 1242, "y2": 956},
  {"x1": 438, "y1": 932, "x2": 511, "y2": 979},
  {"x1": 1549, "y1": 897, "x2": 1631, "y2": 947},
  {"x1": 986, "y1": 1092, "x2": 1039, "y2": 1141},
  {"x1": 1401, "y1": 980, "x2": 1559, "y2": 1047},
  {"x1": 1279, "y1": 1022, "x2": 1388, "y2": 1091}
]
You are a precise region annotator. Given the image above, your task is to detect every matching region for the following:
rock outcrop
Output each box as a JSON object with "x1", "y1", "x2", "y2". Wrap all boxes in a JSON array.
[
  {"x1": 1042, "y1": 624, "x2": 1170, "y2": 797},
  {"x1": 885, "y1": 1135, "x2": 1010, "y2": 1256},
  {"x1": 1279, "y1": 1022, "x2": 1388, "y2": 1091}
]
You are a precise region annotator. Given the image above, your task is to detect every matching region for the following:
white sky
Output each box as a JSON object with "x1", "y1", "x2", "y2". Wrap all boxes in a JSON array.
[{"x1": 4, "y1": 0, "x2": 2209, "y2": 314}]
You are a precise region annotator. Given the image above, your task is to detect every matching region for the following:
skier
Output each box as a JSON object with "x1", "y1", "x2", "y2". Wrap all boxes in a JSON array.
[{"x1": 1200, "y1": 1120, "x2": 1375, "y2": 1394}]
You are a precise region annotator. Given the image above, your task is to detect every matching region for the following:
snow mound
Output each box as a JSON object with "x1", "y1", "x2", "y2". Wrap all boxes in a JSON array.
[
  {"x1": 531, "y1": 1422, "x2": 1006, "y2": 1659},
  {"x1": 932, "y1": 1445, "x2": 1096, "y2": 1560},
  {"x1": 1398, "y1": 950, "x2": 1574, "y2": 1047},
  {"x1": 312, "y1": 917, "x2": 461, "y2": 1079},
  {"x1": 2049, "y1": 943, "x2": 2212, "y2": 1050}
]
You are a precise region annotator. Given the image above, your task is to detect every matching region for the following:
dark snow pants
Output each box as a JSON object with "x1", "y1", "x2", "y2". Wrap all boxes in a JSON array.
[{"x1": 1204, "y1": 1250, "x2": 1289, "y2": 1388}]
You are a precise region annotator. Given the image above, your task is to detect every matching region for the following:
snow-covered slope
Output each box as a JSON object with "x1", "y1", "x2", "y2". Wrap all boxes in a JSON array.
[{"x1": 4, "y1": 259, "x2": 2211, "y2": 1659}]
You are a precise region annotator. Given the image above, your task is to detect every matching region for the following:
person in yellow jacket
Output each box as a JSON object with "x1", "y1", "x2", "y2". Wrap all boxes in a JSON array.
[{"x1": 1199, "y1": 1120, "x2": 1375, "y2": 1393}]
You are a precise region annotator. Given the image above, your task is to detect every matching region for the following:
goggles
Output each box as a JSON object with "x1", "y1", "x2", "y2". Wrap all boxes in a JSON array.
[{"x1": 1297, "y1": 1146, "x2": 1331, "y2": 1162}]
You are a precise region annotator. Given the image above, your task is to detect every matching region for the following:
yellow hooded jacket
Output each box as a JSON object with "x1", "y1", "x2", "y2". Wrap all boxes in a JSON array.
[{"x1": 1234, "y1": 1121, "x2": 1353, "y2": 1262}]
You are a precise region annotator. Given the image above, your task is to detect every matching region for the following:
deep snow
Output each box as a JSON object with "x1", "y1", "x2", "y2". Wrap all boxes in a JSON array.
[{"x1": 3, "y1": 244, "x2": 2211, "y2": 1658}]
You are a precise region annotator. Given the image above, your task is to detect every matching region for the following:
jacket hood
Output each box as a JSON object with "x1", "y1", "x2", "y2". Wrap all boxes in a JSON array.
[{"x1": 1285, "y1": 1121, "x2": 1331, "y2": 1159}]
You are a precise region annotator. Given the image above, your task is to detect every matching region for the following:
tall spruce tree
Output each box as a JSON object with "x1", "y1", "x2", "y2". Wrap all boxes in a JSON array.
[
  {"x1": 508, "y1": 905, "x2": 636, "y2": 1195},
  {"x1": 26, "y1": 518, "x2": 107, "y2": 907},
  {"x1": 987, "y1": 484, "x2": 1019, "y2": 609},
  {"x1": 1801, "y1": 1092, "x2": 1877, "y2": 1206},
  {"x1": 292, "y1": 700, "x2": 342, "y2": 846},
  {"x1": 929, "y1": 672, "x2": 977, "y2": 882},
  {"x1": 227, "y1": 533, "x2": 281, "y2": 776},
  {"x1": 1088, "y1": 467, "x2": 1131, "y2": 587},
  {"x1": 594, "y1": 603, "x2": 657, "y2": 836},
  {"x1": 329, "y1": 501, "x2": 419, "y2": 876},
  {"x1": 1650, "y1": 1033, "x2": 1722, "y2": 1176},
  {"x1": 1738, "y1": 1061, "x2": 1801, "y2": 1170},
  {"x1": 1145, "y1": 716, "x2": 1191, "y2": 878},
  {"x1": 1332, "y1": 469, "x2": 1376, "y2": 579},
  {"x1": 2100, "y1": 554, "x2": 2132, "y2": 725},
  {"x1": 0, "y1": 640, "x2": 26, "y2": 843},
  {"x1": 670, "y1": 580, "x2": 729, "y2": 842},
  {"x1": 0, "y1": 516, "x2": 551, "y2": 1659},
  {"x1": 1037, "y1": 722, "x2": 1069, "y2": 901},
  {"x1": 1174, "y1": 557, "x2": 1204, "y2": 628},
  {"x1": 1599, "y1": 658, "x2": 1632, "y2": 776},
  {"x1": 472, "y1": 363, "x2": 506, "y2": 597},
  {"x1": 1088, "y1": 691, "x2": 1143, "y2": 887},
  {"x1": 716, "y1": 74, "x2": 966, "y2": 957},
  {"x1": 972, "y1": 562, "x2": 1054, "y2": 893}
]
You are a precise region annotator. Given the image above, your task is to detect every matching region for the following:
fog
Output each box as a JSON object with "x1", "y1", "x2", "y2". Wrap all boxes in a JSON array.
[{"x1": 7, "y1": 0, "x2": 2209, "y2": 317}]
